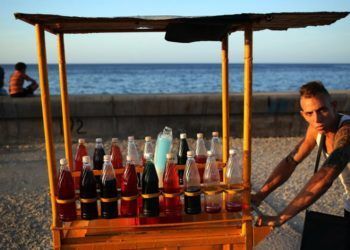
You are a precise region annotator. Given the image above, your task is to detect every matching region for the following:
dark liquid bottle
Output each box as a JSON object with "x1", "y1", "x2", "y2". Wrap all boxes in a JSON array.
[
  {"x1": 110, "y1": 138, "x2": 123, "y2": 188},
  {"x1": 74, "y1": 138, "x2": 88, "y2": 190},
  {"x1": 121, "y1": 156, "x2": 139, "y2": 217},
  {"x1": 93, "y1": 138, "x2": 105, "y2": 188},
  {"x1": 80, "y1": 156, "x2": 98, "y2": 220},
  {"x1": 57, "y1": 159, "x2": 77, "y2": 221},
  {"x1": 184, "y1": 151, "x2": 202, "y2": 214},
  {"x1": 177, "y1": 133, "x2": 189, "y2": 185},
  {"x1": 101, "y1": 155, "x2": 118, "y2": 218},
  {"x1": 163, "y1": 153, "x2": 182, "y2": 215},
  {"x1": 142, "y1": 154, "x2": 159, "y2": 217}
]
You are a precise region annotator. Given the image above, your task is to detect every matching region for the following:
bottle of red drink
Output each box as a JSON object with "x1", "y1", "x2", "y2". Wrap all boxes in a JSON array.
[
  {"x1": 74, "y1": 138, "x2": 88, "y2": 190},
  {"x1": 184, "y1": 151, "x2": 202, "y2": 214},
  {"x1": 225, "y1": 149, "x2": 242, "y2": 212},
  {"x1": 110, "y1": 138, "x2": 123, "y2": 188},
  {"x1": 57, "y1": 158, "x2": 76, "y2": 221},
  {"x1": 121, "y1": 155, "x2": 139, "y2": 217},
  {"x1": 194, "y1": 133, "x2": 207, "y2": 183},
  {"x1": 142, "y1": 153, "x2": 159, "y2": 217},
  {"x1": 101, "y1": 155, "x2": 118, "y2": 218},
  {"x1": 80, "y1": 156, "x2": 98, "y2": 220},
  {"x1": 177, "y1": 133, "x2": 189, "y2": 185},
  {"x1": 203, "y1": 150, "x2": 222, "y2": 213},
  {"x1": 163, "y1": 153, "x2": 182, "y2": 215},
  {"x1": 93, "y1": 138, "x2": 105, "y2": 188}
]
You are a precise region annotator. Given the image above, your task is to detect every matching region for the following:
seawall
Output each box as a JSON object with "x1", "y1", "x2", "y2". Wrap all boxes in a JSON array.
[{"x1": 1, "y1": 91, "x2": 349, "y2": 144}]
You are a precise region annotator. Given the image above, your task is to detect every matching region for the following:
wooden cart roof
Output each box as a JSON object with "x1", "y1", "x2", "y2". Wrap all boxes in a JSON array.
[{"x1": 15, "y1": 12, "x2": 349, "y2": 42}]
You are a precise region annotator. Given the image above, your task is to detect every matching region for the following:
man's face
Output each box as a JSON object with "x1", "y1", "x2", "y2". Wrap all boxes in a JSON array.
[{"x1": 300, "y1": 94, "x2": 337, "y2": 133}]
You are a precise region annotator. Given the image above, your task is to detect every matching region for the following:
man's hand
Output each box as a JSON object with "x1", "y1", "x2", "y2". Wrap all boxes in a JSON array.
[{"x1": 256, "y1": 215, "x2": 283, "y2": 228}]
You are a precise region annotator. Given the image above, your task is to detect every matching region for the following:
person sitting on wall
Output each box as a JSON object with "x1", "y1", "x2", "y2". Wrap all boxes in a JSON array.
[
  {"x1": 0, "y1": 65, "x2": 7, "y2": 95},
  {"x1": 252, "y1": 81, "x2": 350, "y2": 226},
  {"x1": 9, "y1": 62, "x2": 38, "y2": 97}
]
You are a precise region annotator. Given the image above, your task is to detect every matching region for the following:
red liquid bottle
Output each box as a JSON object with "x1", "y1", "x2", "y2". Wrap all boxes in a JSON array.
[
  {"x1": 121, "y1": 155, "x2": 139, "y2": 217},
  {"x1": 142, "y1": 153, "x2": 159, "y2": 217},
  {"x1": 163, "y1": 153, "x2": 182, "y2": 215},
  {"x1": 74, "y1": 138, "x2": 88, "y2": 190},
  {"x1": 225, "y1": 149, "x2": 242, "y2": 212},
  {"x1": 184, "y1": 151, "x2": 202, "y2": 214},
  {"x1": 93, "y1": 138, "x2": 105, "y2": 188},
  {"x1": 80, "y1": 156, "x2": 98, "y2": 220},
  {"x1": 101, "y1": 155, "x2": 118, "y2": 218},
  {"x1": 110, "y1": 138, "x2": 123, "y2": 188},
  {"x1": 194, "y1": 133, "x2": 207, "y2": 183},
  {"x1": 57, "y1": 158, "x2": 76, "y2": 221},
  {"x1": 177, "y1": 133, "x2": 189, "y2": 185}
]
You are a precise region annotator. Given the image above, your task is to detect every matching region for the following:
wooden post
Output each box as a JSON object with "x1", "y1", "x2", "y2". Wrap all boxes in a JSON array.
[
  {"x1": 57, "y1": 33, "x2": 73, "y2": 170},
  {"x1": 242, "y1": 24, "x2": 253, "y2": 250},
  {"x1": 221, "y1": 34, "x2": 230, "y2": 166},
  {"x1": 35, "y1": 24, "x2": 61, "y2": 248}
]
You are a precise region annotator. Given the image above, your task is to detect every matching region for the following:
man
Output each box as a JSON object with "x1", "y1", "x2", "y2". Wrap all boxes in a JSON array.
[
  {"x1": 9, "y1": 62, "x2": 38, "y2": 97},
  {"x1": 252, "y1": 81, "x2": 350, "y2": 227}
]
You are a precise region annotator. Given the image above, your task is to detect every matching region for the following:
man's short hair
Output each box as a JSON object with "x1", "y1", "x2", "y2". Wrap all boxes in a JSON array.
[
  {"x1": 299, "y1": 81, "x2": 330, "y2": 99},
  {"x1": 15, "y1": 62, "x2": 27, "y2": 71}
]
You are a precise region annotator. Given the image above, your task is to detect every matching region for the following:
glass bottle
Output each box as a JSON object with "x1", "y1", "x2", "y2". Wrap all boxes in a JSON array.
[
  {"x1": 142, "y1": 153, "x2": 160, "y2": 217},
  {"x1": 194, "y1": 133, "x2": 207, "y2": 183},
  {"x1": 225, "y1": 149, "x2": 243, "y2": 212},
  {"x1": 142, "y1": 136, "x2": 154, "y2": 165},
  {"x1": 163, "y1": 153, "x2": 181, "y2": 215},
  {"x1": 100, "y1": 155, "x2": 118, "y2": 218},
  {"x1": 57, "y1": 158, "x2": 76, "y2": 221},
  {"x1": 177, "y1": 133, "x2": 189, "y2": 185},
  {"x1": 203, "y1": 150, "x2": 222, "y2": 213},
  {"x1": 93, "y1": 138, "x2": 105, "y2": 188},
  {"x1": 110, "y1": 138, "x2": 123, "y2": 188},
  {"x1": 183, "y1": 151, "x2": 202, "y2": 214},
  {"x1": 74, "y1": 138, "x2": 88, "y2": 190},
  {"x1": 210, "y1": 131, "x2": 222, "y2": 161},
  {"x1": 121, "y1": 155, "x2": 139, "y2": 217},
  {"x1": 80, "y1": 156, "x2": 98, "y2": 220}
]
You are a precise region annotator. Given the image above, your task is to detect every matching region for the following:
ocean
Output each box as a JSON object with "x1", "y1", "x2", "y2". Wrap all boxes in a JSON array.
[{"x1": 1, "y1": 63, "x2": 350, "y2": 95}]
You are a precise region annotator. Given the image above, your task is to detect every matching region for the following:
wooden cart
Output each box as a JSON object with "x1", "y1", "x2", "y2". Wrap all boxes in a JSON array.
[{"x1": 15, "y1": 12, "x2": 348, "y2": 250}]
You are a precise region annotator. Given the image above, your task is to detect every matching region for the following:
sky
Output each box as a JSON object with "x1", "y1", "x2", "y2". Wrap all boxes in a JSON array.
[{"x1": 1, "y1": 0, "x2": 350, "y2": 64}]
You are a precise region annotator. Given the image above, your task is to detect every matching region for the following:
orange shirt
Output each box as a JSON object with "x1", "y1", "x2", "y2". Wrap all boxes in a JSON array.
[{"x1": 8, "y1": 70, "x2": 31, "y2": 95}]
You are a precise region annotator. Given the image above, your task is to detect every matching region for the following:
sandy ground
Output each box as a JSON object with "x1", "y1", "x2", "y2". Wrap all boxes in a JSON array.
[{"x1": 0, "y1": 137, "x2": 345, "y2": 249}]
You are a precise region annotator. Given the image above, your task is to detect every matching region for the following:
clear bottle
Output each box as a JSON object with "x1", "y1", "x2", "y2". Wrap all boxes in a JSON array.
[
  {"x1": 101, "y1": 155, "x2": 118, "y2": 218},
  {"x1": 142, "y1": 136, "x2": 154, "y2": 165},
  {"x1": 93, "y1": 138, "x2": 105, "y2": 188},
  {"x1": 142, "y1": 153, "x2": 160, "y2": 217},
  {"x1": 210, "y1": 131, "x2": 222, "y2": 161},
  {"x1": 74, "y1": 138, "x2": 88, "y2": 190},
  {"x1": 80, "y1": 156, "x2": 98, "y2": 220},
  {"x1": 225, "y1": 149, "x2": 242, "y2": 212},
  {"x1": 57, "y1": 158, "x2": 76, "y2": 221},
  {"x1": 194, "y1": 133, "x2": 207, "y2": 183},
  {"x1": 163, "y1": 153, "x2": 181, "y2": 215},
  {"x1": 121, "y1": 155, "x2": 138, "y2": 217},
  {"x1": 154, "y1": 126, "x2": 173, "y2": 188},
  {"x1": 177, "y1": 133, "x2": 189, "y2": 185},
  {"x1": 183, "y1": 151, "x2": 202, "y2": 214},
  {"x1": 127, "y1": 136, "x2": 140, "y2": 165},
  {"x1": 203, "y1": 150, "x2": 222, "y2": 213}
]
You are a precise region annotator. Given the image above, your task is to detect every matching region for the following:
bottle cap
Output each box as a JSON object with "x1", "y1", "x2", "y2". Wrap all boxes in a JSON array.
[
  {"x1": 180, "y1": 133, "x2": 187, "y2": 139},
  {"x1": 126, "y1": 155, "x2": 132, "y2": 161},
  {"x1": 144, "y1": 153, "x2": 153, "y2": 159},
  {"x1": 187, "y1": 151, "x2": 194, "y2": 157},
  {"x1": 82, "y1": 156, "x2": 90, "y2": 163},
  {"x1": 207, "y1": 150, "x2": 213, "y2": 156},
  {"x1": 197, "y1": 133, "x2": 203, "y2": 139},
  {"x1": 60, "y1": 158, "x2": 67, "y2": 165},
  {"x1": 212, "y1": 131, "x2": 219, "y2": 137},
  {"x1": 96, "y1": 138, "x2": 103, "y2": 143},
  {"x1": 111, "y1": 138, "x2": 118, "y2": 143},
  {"x1": 78, "y1": 138, "x2": 85, "y2": 144},
  {"x1": 166, "y1": 153, "x2": 174, "y2": 159},
  {"x1": 128, "y1": 136, "x2": 134, "y2": 141},
  {"x1": 103, "y1": 155, "x2": 111, "y2": 161},
  {"x1": 229, "y1": 149, "x2": 237, "y2": 155},
  {"x1": 145, "y1": 136, "x2": 151, "y2": 142}
]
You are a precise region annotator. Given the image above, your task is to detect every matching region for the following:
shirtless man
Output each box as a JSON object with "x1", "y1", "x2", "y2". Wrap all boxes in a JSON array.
[{"x1": 252, "y1": 81, "x2": 350, "y2": 227}]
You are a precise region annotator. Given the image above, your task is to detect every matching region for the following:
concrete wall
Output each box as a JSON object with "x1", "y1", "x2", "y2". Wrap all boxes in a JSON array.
[{"x1": 1, "y1": 91, "x2": 349, "y2": 144}]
